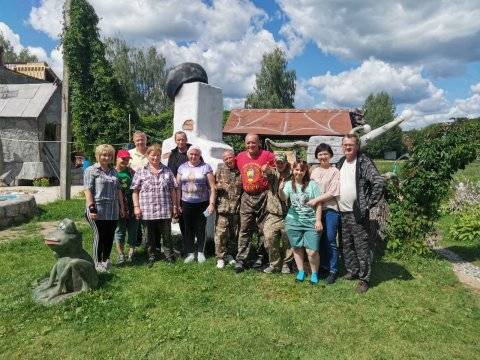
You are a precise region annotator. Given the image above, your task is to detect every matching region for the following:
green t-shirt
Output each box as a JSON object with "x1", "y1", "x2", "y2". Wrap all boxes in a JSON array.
[
  {"x1": 283, "y1": 180, "x2": 321, "y2": 230},
  {"x1": 117, "y1": 168, "x2": 134, "y2": 212}
]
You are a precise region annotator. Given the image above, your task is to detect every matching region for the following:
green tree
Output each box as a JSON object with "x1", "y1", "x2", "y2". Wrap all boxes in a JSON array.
[
  {"x1": 362, "y1": 92, "x2": 405, "y2": 158},
  {"x1": 0, "y1": 34, "x2": 38, "y2": 63},
  {"x1": 105, "y1": 37, "x2": 171, "y2": 115},
  {"x1": 245, "y1": 47, "x2": 296, "y2": 109},
  {"x1": 62, "y1": 0, "x2": 138, "y2": 158}
]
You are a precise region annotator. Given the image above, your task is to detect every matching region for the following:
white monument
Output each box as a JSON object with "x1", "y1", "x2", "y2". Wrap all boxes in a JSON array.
[{"x1": 161, "y1": 81, "x2": 232, "y2": 170}]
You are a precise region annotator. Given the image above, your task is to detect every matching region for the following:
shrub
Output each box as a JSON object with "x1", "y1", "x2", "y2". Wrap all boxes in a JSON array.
[
  {"x1": 32, "y1": 177, "x2": 50, "y2": 187},
  {"x1": 448, "y1": 205, "x2": 480, "y2": 244}
]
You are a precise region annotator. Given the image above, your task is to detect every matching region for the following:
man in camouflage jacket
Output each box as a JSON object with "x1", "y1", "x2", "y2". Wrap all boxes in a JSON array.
[
  {"x1": 214, "y1": 150, "x2": 243, "y2": 269},
  {"x1": 336, "y1": 134, "x2": 384, "y2": 293},
  {"x1": 262, "y1": 153, "x2": 293, "y2": 273}
]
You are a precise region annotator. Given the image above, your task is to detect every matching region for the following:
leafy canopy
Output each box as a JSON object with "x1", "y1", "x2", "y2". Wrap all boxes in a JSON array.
[
  {"x1": 63, "y1": 0, "x2": 138, "y2": 159},
  {"x1": 245, "y1": 48, "x2": 296, "y2": 109},
  {"x1": 362, "y1": 92, "x2": 405, "y2": 158},
  {"x1": 0, "y1": 33, "x2": 38, "y2": 63},
  {"x1": 105, "y1": 37, "x2": 171, "y2": 115}
]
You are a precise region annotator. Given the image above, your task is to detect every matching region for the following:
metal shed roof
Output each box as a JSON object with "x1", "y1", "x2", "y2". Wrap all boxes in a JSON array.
[
  {"x1": 0, "y1": 83, "x2": 57, "y2": 118},
  {"x1": 223, "y1": 108, "x2": 353, "y2": 136}
]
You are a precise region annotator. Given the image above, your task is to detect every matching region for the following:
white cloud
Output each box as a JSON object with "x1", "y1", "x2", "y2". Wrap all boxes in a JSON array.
[
  {"x1": 28, "y1": 0, "x2": 63, "y2": 39},
  {"x1": 0, "y1": 22, "x2": 62, "y2": 78},
  {"x1": 307, "y1": 58, "x2": 438, "y2": 107},
  {"x1": 27, "y1": 0, "x2": 289, "y2": 100},
  {"x1": 401, "y1": 82, "x2": 480, "y2": 129},
  {"x1": 0, "y1": 22, "x2": 24, "y2": 53},
  {"x1": 278, "y1": 0, "x2": 480, "y2": 75}
]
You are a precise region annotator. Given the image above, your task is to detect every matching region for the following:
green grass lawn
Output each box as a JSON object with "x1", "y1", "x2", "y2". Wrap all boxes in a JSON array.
[
  {"x1": 0, "y1": 201, "x2": 479, "y2": 359},
  {"x1": 373, "y1": 159, "x2": 405, "y2": 175}
]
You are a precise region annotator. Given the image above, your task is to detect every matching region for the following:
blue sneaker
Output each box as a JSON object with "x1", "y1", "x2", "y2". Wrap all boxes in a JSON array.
[
  {"x1": 295, "y1": 270, "x2": 305, "y2": 282},
  {"x1": 310, "y1": 272, "x2": 319, "y2": 285}
]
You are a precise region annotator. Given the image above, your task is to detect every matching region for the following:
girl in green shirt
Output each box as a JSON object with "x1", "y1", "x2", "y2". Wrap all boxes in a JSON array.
[{"x1": 279, "y1": 161, "x2": 323, "y2": 284}]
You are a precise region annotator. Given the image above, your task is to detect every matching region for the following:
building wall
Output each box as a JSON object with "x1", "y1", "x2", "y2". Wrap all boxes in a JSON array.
[{"x1": 0, "y1": 67, "x2": 46, "y2": 84}]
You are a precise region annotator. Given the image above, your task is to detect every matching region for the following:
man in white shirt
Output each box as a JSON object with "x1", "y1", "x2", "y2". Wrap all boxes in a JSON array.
[
  {"x1": 337, "y1": 134, "x2": 384, "y2": 294},
  {"x1": 128, "y1": 131, "x2": 148, "y2": 172}
]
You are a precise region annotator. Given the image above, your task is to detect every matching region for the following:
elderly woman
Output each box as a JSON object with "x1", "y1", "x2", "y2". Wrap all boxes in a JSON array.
[
  {"x1": 131, "y1": 144, "x2": 178, "y2": 267},
  {"x1": 176, "y1": 146, "x2": 216, "y2": 263},
  {"x1": 84, "y1": 144, "x2": 125, "y2": 272},
  {"x1": 308, "y1": 143, "x2": 341, "y2": 284}
]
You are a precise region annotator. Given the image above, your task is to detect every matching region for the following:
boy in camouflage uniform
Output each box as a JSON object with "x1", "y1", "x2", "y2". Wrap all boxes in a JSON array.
[
  {"x1": 214, "y1": 150, "x2": 243, "y2": 269},
  {"x1": 262, "y1": 153, "x2": 293, "y2": 273}
]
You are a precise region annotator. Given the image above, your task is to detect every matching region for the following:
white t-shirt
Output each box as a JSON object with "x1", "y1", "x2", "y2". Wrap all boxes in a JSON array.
[{"x1": 338, "y1": 158, "x2": 357, "y2": 212}]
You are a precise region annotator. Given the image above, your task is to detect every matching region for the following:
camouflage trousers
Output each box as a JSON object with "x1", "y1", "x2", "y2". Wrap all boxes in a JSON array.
[
  {"x1": 340, "y1": 212, "x2": 373, "y2": 282},
  {"x1": 237, "y1": 191, "x2": 268, "y2": 263},
  {"x1": 214, "y1": 213, "x2": 239, "y2": 260}
]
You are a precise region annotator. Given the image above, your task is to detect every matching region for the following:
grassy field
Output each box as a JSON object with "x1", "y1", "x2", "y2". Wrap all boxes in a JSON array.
[{"x1": 0, "y1": 200, "x2": 479, "y2": 359}]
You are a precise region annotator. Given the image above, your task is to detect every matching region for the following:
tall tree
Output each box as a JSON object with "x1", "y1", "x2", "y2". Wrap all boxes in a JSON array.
[
  {"x1": 362, "y1": 92, "x2": 405, "y2": 159},
  {"x1": 62, "y1": 0, "x2": 137, "y2": 158},
  {"x1": 245, "y1": 47, "x2": 296, "y2": 109},
  {"x1": 105, "y1": 37, "x2": 171, "y2": 115},
  {"x1": 0, "y1": 34, "x2": 38, "y2": 63}
]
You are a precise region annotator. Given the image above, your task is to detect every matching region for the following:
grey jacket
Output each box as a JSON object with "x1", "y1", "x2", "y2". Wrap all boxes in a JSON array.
[{"x1": 336, "y1": 153, "x2": 384, "y2": 223}]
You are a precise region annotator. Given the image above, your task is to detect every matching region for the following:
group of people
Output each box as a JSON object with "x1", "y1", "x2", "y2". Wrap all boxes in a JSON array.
[{"x1": 84, "y1": 130, "x2": 384, "y2": 293}]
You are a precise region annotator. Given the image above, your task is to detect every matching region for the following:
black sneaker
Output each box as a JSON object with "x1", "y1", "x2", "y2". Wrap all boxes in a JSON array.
[
  {"x1": 235, "y1": 261, "x2": 244, "y2": 273},
  {"x1": 325, "y1": 272, "x2": 337, "y2": 285}
]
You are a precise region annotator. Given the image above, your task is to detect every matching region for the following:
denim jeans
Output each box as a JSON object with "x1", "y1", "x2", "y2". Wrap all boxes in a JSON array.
[{"x1": 320, "y1": 208, "x2": 340, "y2": 274}]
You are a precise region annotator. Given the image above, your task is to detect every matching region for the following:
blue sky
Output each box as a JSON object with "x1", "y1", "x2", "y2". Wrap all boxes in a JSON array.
[{"x1": 1, "y1": 0, "x2": 479, "y2": 129}]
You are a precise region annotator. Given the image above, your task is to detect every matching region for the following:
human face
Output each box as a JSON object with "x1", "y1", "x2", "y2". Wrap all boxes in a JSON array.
[
  {"x1": 223, "y1": 152, "x2": 236, "y2": 169},
  {"x1": 99, "y1": 152, "x2": 112, "y2": 168},
  {"x1": 276, "y1": 160, "x2": 287, "y2": 172},
  {"x1": 317, "y1": 151, "x2": 332, "y2": 168},
  {"x1": 116, "y1": 157, "x2": 130, "y2": 170},
  {"x1": 245, "y1": 134, "x2": 260, "y2": 156},
  {"x1": 175, "y1": 133, "x2": 188, "y2": 152},
  {"x1": 188, "y1": 150, "x2": 201, "y2": 165},
  {"x1": 148, "y1": 150, "x2": 161, "y2": 168},
  {"x1": 342, "y1": 137, "x2": 358, "y2": 161},
  {"x1": 293, "y1": 164, "x2": 306, "y2": 183},
  {"x1": 133, "y1": 135, "x2": 147, "y2": 152}
]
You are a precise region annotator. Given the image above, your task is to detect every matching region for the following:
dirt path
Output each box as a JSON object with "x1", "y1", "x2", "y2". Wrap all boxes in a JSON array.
[{"x1": 427, "y1": 234, "x2": 480, "y2": 292}]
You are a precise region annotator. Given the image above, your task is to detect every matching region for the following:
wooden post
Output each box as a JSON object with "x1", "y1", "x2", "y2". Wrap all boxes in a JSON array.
[{"x1": 60, "y1": 0, "x2": 72, "y2": 199}]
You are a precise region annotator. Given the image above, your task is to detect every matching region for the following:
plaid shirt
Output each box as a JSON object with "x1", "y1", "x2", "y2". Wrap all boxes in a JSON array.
[
  {"x1": 131, "y1": 163, "x2": 176, "y2": 220},
  {"x1": 83, "y1": 164, "x2": 119, "y2": 220}
]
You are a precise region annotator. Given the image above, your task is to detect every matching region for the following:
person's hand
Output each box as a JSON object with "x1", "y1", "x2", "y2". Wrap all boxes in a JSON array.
[
  {"x1": 173, "y1": 206, "x2": 179, "y2": 218},
  {"x1": 306, "y1": 199, "x2": 317, "y2": 208},
  {"x1": 134, "y1": 206, "x2": 142, "y2": 220},
  {"x1": 315, "y1": 220, "x2": 323, "y2": 232},
  {"x1": 88, "y1": 212, "x2": 98, "y2": 220},
  {"x1": 207, "y1": 203, "x2": 215, "y2": 215},
  {"x1": 119, "y1": 207, "x2": 126, "y2": 219}
]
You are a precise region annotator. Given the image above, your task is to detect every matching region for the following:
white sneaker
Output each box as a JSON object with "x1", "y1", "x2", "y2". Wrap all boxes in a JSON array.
[
  {"x1": 184, "y1": 253, "x2": 195, "y2": 263},
  {"x1": 197, "y1": 252, "x2": 206, "y2": 263},
  {"x1": 104, "y1": 260, "x2": 112, "y2": 270},
  {"x1": 225, "y1": 255, "x2": 236, "y2": 266},
  {"x1": 216, "y1": 259, "x2": 225, "y2": 269},
  {"x1": 95, "y1": 263, "x2": 106, "y2": 273}
]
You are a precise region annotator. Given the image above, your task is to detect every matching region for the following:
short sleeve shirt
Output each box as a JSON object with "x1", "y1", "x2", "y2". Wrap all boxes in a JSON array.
[
  {"x1": 283, "y1": 180, "x2": 321, "y2": 230},
  {"x1": 129, "y1": 148, "x2": 148, "y2": 172},
  {"x1": 310, "y1": 166, "x2": 340, "y2": 211},
  {"x1": 177, "y1": 162, "x2": 213, "y2": 203},
  {"x1": 131, "y1": 164, "x2": 176, "y2": 220},
  {"x1": 83, "y1": 164, "x2": 119, "y2": 220},
  {"x1": 117, "y1": 168, "x2": 134, "y2": 215},
  {"x1": 236, "y1": 149, "x2": 275, "y2": 194}
]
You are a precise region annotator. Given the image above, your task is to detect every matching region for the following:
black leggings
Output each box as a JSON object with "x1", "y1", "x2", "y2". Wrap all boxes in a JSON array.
[
  {"x1": 86, "y1": 214, "x2": 117, "y2": 263},
  {"x1": 182, "y1": 201, "x2": 208, "y2": 254}
]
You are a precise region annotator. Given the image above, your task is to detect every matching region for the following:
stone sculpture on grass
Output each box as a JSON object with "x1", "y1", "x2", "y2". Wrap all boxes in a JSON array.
[{"x1": 33, "y1": 218, "x2": 98, "y2": 305}]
